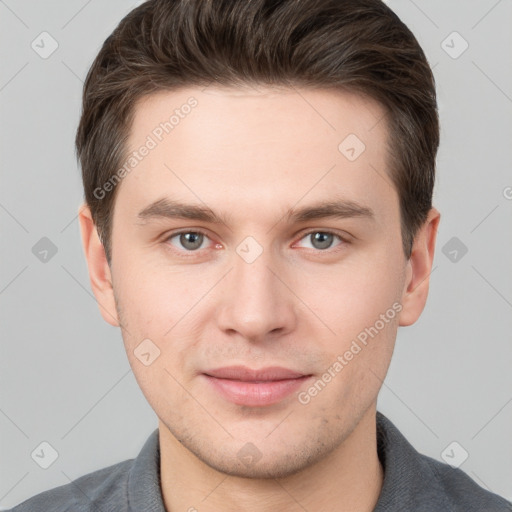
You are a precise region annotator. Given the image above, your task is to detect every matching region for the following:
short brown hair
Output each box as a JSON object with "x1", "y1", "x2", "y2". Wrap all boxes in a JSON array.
[{"x1": 76, "y1": 0, "x2": 439, "y2": 264}]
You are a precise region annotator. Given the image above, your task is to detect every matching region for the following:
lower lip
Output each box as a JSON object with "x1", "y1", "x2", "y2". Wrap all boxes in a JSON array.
[{"x1": 203, "y1": 375, "x2": 312, "y2": 406}]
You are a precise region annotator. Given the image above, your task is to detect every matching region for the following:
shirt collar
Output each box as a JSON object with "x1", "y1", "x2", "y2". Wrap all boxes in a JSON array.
[
  {"x1": 127, "y1": 428, "x2": 166, "y2": 512},
  {"x1": 373, "y1": 411, "x2": 453, "y2": 511}
]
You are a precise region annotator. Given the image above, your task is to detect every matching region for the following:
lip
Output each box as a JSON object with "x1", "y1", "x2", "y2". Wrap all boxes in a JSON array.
[{"x1": 202, "y1": 366, "x2": 312, "y2": 406}]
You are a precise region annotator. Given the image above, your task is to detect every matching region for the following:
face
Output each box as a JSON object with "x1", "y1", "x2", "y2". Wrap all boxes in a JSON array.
[{"x1": 81, "y1": 85, "x2": 435, "y2": 479}]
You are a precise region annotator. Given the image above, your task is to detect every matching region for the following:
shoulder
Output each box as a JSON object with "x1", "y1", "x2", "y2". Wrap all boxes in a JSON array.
[
  {"x1": 375, "y1": 411, "x2": 512, "y2": 512},
  {"x1": 8, "y1": 458, "x2": 133, "y2": 512},
  {"x1": 420, "y1": 452, "x2": 512, "y2": 512}
]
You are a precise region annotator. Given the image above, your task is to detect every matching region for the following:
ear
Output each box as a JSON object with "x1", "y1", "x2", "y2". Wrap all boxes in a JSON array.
[
  {"x1": 78, "y1": 203, "x2": 120, "y2": 327},
  {"x1": 398, "y1": 207, "x2": 441, "y2": 326}
]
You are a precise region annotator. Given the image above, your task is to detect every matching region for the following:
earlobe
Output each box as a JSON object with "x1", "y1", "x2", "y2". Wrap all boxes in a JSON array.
[
  {"x1": 398, "y1": 207, "x2": 441, "y2": 327},
  {"x1": 77, "y1": 203, "x2": 120, "y2": 327}
]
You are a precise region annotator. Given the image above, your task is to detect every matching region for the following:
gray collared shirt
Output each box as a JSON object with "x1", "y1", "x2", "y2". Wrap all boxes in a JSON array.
[{"x1": 9, "y1": 411, "x2": 512, "y2": 511}]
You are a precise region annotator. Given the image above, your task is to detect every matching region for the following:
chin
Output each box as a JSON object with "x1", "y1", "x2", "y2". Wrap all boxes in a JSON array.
[
  {"x1": 201, "y1": 453, "x2": 315, "y2": 480},
  {"x1": 189, "y1": 437, "x2": 331, "y2": 480}
]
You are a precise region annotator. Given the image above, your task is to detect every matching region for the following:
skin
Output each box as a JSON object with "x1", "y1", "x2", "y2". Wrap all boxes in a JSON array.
[{"x1": 79, "y1": 85, "x2": 440, "y2": 512}]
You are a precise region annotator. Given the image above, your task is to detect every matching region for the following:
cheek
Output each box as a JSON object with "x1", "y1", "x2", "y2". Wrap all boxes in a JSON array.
[
  {"x1": 293, "y1": 248, "x2": 402, "y2": 397},
  {"x1": 306, "y1": 307, "x2": 398, "y2": 417},
  {"x1": 293, "y1": 249, "x2": 403, "y2": 337},
  {"x1": 112, "y1": 256, "x2": 209, "y2": 374},
  {"x1": 112, "y1": 250, "x2": 185, "y2": 332}
]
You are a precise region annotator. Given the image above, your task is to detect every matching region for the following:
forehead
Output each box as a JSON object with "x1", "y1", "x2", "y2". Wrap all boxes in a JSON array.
[
  {"x1": 114, "y1": 85, "x2": 397, "y2": 227},
  {"x1": 130, "y1": 84, "x2": 388, "y2": 153}
]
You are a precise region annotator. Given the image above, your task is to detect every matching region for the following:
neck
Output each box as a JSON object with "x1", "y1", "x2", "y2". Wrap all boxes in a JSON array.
[{"x1": 159, "y1": 406, "x2": 384, "y2": 512}]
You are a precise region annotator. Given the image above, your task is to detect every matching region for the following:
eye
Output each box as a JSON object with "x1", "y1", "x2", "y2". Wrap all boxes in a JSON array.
[
  {"x1": 163, "y1": 229, "x2": 348, "y2": 255},
  {"x1": 295, "y1": 231, "x2": 346, "y2": 251},
  {"x1": 166, "y1": 230, "x2": 212, "y2": 252}
]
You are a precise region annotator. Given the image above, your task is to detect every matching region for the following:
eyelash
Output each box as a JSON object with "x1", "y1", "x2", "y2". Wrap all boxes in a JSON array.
[{"x1": 163, "y1": 229, "x2": 350, "y2": 256}]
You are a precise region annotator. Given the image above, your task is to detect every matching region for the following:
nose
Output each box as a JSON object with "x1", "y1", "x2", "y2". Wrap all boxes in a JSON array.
[{"x1": 215, "y1": 242, "x2": 298, "y2": 343}]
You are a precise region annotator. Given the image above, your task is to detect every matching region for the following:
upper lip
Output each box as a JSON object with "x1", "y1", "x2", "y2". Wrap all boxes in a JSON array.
[{"x1": 204, "y1": 365, "x2": 307, "y2": 381}]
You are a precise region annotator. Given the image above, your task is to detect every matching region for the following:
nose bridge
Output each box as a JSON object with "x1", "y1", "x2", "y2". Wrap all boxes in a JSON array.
[
  {"x1": 216, "y1": 236, "x2": 295, "y2": 340},
  {"x1": 234, "y1": 241, "x2": 275, "y2": 300}
]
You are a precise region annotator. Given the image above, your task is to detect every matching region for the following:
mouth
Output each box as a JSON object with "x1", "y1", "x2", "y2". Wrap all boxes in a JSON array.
[{"x1": 202, "y1": 366, "x2": 313, "y2": 407}]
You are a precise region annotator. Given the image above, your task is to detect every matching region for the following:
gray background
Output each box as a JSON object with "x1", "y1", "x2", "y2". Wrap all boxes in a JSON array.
[{"x1": 1, "y1": 0, "x2": 511, "y2": 508}]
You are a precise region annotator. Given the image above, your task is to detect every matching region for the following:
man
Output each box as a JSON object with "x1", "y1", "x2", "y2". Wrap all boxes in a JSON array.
[{"x1": 10, "y1": 0, "x2": 512, "y2": 510}]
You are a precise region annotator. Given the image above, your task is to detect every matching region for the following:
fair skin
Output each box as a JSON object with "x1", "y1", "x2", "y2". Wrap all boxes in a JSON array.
[{"x1": 79, "y1": 85, "x2": 439, "y2": 512}]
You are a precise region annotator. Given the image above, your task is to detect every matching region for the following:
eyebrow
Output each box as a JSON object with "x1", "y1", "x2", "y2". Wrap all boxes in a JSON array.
[{"x1": 136, "y1": 197, "x2": 375, "y2": 226}]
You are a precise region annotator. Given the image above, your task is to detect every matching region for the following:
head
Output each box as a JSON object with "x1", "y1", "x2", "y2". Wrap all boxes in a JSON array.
[{"x1": 78, "y1": 0, "x2": 440, "y2": 479}]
